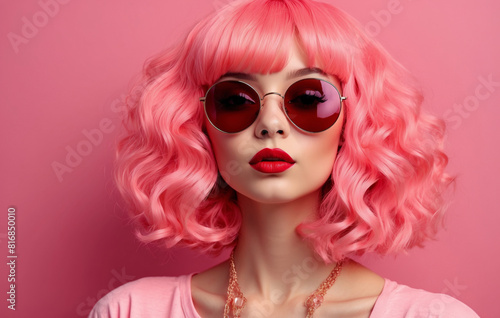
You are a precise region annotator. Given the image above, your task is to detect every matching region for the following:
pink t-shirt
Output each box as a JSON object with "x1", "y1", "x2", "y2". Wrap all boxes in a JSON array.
[{"x1": 89, "y1": 274, "x2": 479, "y2": 317}]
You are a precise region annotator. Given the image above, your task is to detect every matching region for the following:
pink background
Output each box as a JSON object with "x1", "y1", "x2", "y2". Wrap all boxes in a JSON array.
[{"x1": 1, "y1": 0, "x2": 498, "y2": 317}]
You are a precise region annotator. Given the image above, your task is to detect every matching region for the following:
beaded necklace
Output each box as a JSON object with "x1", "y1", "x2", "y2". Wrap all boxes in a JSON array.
[{"x1": 223, "y1": 250, "x2": 344, "y2": 318}]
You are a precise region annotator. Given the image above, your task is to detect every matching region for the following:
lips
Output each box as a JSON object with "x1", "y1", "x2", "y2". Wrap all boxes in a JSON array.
[{"x1": 249, "y1": 148, "x2": 295, "y2": 173}]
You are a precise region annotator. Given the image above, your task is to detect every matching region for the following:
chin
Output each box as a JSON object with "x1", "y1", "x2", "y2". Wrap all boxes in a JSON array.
[
  {"x1": 236, "y1": 185, "x2": 323, "y2": 205},
  {"x1": 226, "y1": 172, "x2": 330, "y2": 206}
]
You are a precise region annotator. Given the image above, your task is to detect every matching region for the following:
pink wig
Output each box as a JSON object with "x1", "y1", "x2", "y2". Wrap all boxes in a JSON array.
[{"x1": 115, "y1": 0, "x2": 452, "y2": 262}]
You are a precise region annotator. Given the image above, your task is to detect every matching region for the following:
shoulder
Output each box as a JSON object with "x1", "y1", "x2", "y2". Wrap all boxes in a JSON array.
[
  {"x1": 190, "y1": 260, "x2": 229, "y2": 318},
  {"x1": 89, "y1": 275, "x2": 200, "y2": 318},
  {"x1": 370, "y1": 279, "x2": 479, "y2": 318}
]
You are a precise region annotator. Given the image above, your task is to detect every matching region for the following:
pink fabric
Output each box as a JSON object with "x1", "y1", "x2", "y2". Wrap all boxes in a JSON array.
[
  {"x1": 89, "y1": 275, "x2": 478, "y2": 318},
  {"x1": 89, "y1": 275, "x2": 201, "y2": 318},
  {"x1": 369, "y1": 279, "x2": 479, "y2": 317}
]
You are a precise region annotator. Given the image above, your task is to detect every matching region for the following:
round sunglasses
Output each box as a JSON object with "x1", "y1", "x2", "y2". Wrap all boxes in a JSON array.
[{"x1": 200, "y1": 78, "x2": 346, "y2": 133}]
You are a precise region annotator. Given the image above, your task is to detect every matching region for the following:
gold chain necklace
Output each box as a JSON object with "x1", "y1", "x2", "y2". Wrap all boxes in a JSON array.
[{"x1": 223, "y1": 250, "x2": 344, "y2": 318}]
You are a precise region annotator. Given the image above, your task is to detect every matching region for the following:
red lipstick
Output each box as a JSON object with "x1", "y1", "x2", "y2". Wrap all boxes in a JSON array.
[{"x1": 249, "y1": 148, "x2": 295, "y2": 173}]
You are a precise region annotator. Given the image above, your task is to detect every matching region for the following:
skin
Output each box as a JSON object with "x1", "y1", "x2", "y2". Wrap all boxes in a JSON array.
[{"x1": 192, "y1": 43, "x2": 385, "y2": 318}]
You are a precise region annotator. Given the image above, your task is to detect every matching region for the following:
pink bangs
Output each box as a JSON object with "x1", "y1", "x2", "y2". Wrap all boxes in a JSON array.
[{"x1": 185, "y1": 0, "x2": 357, "y2": 86}]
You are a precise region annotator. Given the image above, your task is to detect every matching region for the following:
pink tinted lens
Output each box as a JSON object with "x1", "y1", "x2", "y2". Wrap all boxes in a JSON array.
[
  {"x1": 284, "y1": 78, "x2": 341, "y2": 132},
  {"x1": 204, "y1": 81, "x2": 261, "y2": 133}
]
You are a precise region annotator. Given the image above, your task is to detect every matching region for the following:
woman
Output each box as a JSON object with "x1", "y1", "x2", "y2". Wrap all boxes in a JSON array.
[{"x1": 91, "y1": 0, "x2": 479, "y2": 317}]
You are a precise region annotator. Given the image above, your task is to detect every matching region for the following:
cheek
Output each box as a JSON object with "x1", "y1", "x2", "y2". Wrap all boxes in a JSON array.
[
  {"x1": 206, "y1": 129, "x2": 249, "y2": 183},
  {"x1": 298, "y1": 132, "x2": 341, "y2": 182}
]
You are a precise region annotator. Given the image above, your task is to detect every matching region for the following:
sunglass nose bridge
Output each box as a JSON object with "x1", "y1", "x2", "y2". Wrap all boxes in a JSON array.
[
  {"x1": 261, "y1": 92, "x2": 285, "y2": 108},
  {"x1": 261, "y1": 92, "x2": 285, "y2": 100}
]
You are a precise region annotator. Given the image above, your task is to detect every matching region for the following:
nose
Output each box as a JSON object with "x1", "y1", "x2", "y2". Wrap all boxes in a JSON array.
[{"x1": 253, "y1": 93, "x2": 290, "y2": 138}]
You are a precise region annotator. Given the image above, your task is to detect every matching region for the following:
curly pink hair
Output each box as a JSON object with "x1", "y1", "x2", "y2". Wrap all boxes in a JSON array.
[{"x1": 115, "y1": 0, "x2": 452, "y2": 262}]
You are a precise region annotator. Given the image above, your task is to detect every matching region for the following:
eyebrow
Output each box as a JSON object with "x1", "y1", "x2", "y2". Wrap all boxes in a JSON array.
[{"x1": 218, "y1": 67, "x2": 328, "y2": 81}]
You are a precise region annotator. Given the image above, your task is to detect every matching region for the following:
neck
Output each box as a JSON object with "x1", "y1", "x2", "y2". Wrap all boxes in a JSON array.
[{"x1": 233, "y1": 190, "x2": 334, "y2": 299}]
